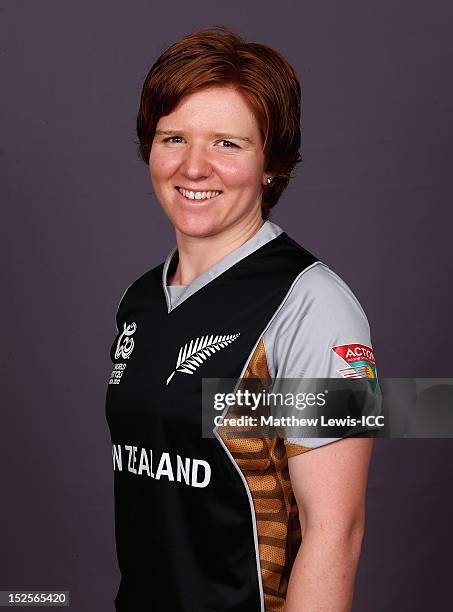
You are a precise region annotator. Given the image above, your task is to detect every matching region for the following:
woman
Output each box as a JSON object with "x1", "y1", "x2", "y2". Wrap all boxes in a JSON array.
[{"x1": 106, "y1": 25, "x2": 375, "y2": 612}]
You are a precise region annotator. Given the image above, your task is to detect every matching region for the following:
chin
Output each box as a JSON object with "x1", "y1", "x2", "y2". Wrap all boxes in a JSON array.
[{"x1": 172, "y1": 213, "x2": 224, "y2": 238}]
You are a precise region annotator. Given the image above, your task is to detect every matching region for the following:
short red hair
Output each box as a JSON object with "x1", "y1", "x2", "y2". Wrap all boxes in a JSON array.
[{"x1": 136, "y1": 25, "x2": 302, "y2": 220}]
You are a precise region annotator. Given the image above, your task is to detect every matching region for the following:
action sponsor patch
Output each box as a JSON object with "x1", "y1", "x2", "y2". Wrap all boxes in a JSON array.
[{"x1": 331, "y1": 343, "x2": 377, "y2": 379}]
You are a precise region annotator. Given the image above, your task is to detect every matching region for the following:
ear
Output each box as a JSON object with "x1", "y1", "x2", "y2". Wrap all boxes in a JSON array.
[{"x1": 262, "y1": 175, "x2": 272, "y2": 186}]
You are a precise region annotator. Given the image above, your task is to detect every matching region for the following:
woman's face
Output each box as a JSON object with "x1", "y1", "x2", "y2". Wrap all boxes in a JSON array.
[{"x1": 149, "y1": 86, "x2": 268, "y2": 238}]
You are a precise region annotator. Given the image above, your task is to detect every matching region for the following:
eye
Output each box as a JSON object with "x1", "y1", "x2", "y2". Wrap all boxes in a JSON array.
[
  {"x1": 160, "y1": 136, "x2": 238, "y2": 148},
  {"x1": 219, "y1": 140, "x2": 238, "y2": 148},
  {"x1": 162, "y1": 136, "x2": 184, "y2": 143}
]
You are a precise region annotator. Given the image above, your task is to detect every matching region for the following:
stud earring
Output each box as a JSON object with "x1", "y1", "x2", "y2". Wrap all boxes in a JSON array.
[{"x1": 266, "y1": 176, "x2": 272, "y2": 185}]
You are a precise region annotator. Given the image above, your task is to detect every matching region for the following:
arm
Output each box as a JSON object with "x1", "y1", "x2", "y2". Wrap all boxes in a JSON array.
[
  {"x1": 263, "y1": 262, "x2": 377, "y2": 609},
  {"x1": 284, "y1": 437, "x2": 374, "y2": 612}
]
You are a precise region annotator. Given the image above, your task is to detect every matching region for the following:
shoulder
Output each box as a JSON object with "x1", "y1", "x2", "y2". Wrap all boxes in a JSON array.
[
  {"x1": 115, "y1": 261, "x2": 165, "y2": 331},
  {"x1": 263, "y1": 261, "x2": 374, "y2": 378},
  {"x1": 287, "y1": 261, "x2": 369, "y2": 325}
]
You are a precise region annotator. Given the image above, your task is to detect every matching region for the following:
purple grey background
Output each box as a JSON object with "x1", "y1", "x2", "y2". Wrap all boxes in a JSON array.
[{"x1": 1, "y1": 0, "x2": 452, "y2": 610}]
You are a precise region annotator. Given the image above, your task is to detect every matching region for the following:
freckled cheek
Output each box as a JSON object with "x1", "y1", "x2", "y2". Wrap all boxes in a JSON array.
[
  {"x1": 149, "y1": 153, "x2": 181, "y2": 181},
  {"x1": 216, "y1": 159, "x2": 261, "y2": 189}
]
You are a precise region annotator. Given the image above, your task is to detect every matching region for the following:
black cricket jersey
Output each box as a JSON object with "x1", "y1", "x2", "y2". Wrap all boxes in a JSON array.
[{"x1": 105, "y1": 221, "x2": 376, "y2": 611}]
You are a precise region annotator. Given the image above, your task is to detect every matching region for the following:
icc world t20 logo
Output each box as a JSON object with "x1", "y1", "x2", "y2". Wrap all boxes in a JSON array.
[
  {"x1": 115, "y1": 322, "x2": 137, "y2": 360},
  {"x1": 109, "y1": 322, "x2": 137, "y2": 385}
]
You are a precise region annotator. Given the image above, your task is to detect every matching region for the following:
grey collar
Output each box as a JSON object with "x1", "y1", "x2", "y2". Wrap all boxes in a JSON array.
[{"x1": 162, "y1": 220, "x2": 284, "y2": 313}]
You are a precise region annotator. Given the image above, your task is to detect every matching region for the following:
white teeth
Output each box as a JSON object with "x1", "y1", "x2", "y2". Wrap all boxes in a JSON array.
[{"x1": 178, "y1": 187, "x2": 222, "y2": 200}]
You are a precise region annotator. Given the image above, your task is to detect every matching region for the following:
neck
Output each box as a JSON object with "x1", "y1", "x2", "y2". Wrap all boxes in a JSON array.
[{"x1": 169, "y1": 216, "x2": 265, "y2": 286}]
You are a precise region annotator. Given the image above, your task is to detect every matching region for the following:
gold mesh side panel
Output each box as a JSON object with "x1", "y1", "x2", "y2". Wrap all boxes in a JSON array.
[
  {"x1": 285, "y1": 443, "x2": 312, "y2": 458},
  {"x1": 218, "y1": 338, "x2": 302, "y2": 612}
]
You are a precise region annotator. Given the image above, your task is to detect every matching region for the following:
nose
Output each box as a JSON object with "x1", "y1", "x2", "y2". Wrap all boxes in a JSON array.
[{"x1": 179, "y1": 142, "x2": 213, "y2": 181}]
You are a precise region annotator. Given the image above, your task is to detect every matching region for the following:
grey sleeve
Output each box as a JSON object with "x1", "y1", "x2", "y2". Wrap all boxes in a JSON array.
[{"x1": 262, "y1": 262, "x2": 376, "y2": 452}]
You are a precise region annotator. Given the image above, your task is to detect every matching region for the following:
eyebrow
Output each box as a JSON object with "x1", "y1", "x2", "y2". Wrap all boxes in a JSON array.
[{"x1": 155, "y1": 129, "x2": 254, "y2": 145}]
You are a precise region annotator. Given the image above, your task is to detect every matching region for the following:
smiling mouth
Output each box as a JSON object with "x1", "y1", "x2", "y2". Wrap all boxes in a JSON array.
[{"x1": 175, "y1": 186, "x2": 223, "y2": 201}]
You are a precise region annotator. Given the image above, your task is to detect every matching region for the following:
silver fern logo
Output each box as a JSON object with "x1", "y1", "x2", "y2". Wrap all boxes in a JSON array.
[{"x1": 166, "y1": 333, "x2": 241, "y2": 385}]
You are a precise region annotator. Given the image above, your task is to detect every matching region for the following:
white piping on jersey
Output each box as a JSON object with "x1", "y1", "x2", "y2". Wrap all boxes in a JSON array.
[
  {"x1": 162, "y1": 246, "x2": 178, "y2": 314},
  {"x1": 114, "y1": 280, "x2": 136, "y2": 334},
  {"x1": 213, "y1": 259, "x2": 323, "y2": 612},
  {"x1": 212, "y1": 431, "x2": 266, "y2": 612}
]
